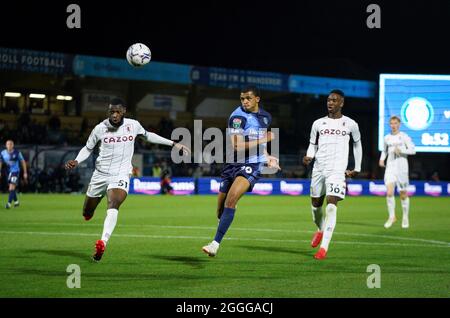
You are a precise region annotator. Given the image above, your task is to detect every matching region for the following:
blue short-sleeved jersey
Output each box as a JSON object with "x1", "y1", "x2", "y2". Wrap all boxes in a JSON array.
[
  {"x1": 227, "y1": 105, "x2": 272, "y2": 164},
  {"x1": 1, "y1": 149, "x2": 24, "y2": 174}
]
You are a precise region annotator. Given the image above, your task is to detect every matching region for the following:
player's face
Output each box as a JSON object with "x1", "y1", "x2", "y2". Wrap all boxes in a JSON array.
[
  {"x1": 327, "y1": 93, "x2": 344, "y2": 114},
  {"x1": 390, "y1": 119, "x2": 400, "y2": 133},
  {"x1": 5, "y1": 140, "x2": 14, "y2": 152},
  {"x1": 240, "y1": 91, "x2": 260, "y2": 112},
  {"x1": 108, "y1": 105, "x2": 126, "y2": 124}
]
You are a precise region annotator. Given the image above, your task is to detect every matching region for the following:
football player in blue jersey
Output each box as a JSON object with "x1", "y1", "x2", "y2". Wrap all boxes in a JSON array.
[
  {"x1": 202, "y1": 86, "x2": 280, "y2": 257},
  {"x1": 0, "y1": 140, "x2": 28, "y2": 209}
]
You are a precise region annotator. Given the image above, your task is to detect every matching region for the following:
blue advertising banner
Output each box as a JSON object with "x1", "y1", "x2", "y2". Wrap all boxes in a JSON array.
[
  {"x1": 197, "y1": 178, "x2": 450, "y2": 197},
  {"x1": 0, "y1": 47, "x2": 73, "y2": 75},
  {"x1": 197, "y1": 178, "x2": 309, "y2": 196},
  {"x1": 289, "y1": 74, "x2": 376, "y2": 98},
  {"x1": 379, "y1": 74, "x2": 450, "y2": 153},
  {"x1": 130, "y1": 177, "x2": 196, "y2": 195},
  {"x1": 191, "y1": 66, "x2": 289, "y2": 92},
  {"x1": 73, "y1": 55, "x2": 192, "y2": 84}
]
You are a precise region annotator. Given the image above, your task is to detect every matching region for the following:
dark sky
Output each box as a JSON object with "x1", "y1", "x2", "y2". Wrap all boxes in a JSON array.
[{"x1": 1, "y1": 0, "x2": 450, "y2": 80}]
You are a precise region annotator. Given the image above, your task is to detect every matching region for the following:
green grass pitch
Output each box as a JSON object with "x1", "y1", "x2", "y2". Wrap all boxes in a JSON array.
[{"x1": 0, "y1": 194, "x2": 448, "y2": 297}]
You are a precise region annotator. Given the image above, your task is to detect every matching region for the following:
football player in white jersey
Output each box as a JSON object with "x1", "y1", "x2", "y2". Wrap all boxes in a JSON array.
[
  {"x1": 379, "y1": 115, "x2": 416, "y2": 229},
  {"x1": 303, "y1": 89, "x2": 362, "y2": 260},
  {"x1": 65, "y1": 98, "x2": 189, "y2": 261}
]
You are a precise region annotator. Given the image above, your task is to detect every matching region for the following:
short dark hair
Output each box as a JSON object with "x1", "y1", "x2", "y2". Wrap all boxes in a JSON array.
[
  {"x1": 329, "y1": 89, "x2": 345, "y2": 98},
  {"x1": 110, "y1": 98, "x2": 126, "y2": 107},
  {"x1": 241, "y1": 85, "x2": 261, "y2": 97}
]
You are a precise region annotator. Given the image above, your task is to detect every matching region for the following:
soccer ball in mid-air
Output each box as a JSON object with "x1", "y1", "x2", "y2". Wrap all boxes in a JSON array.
[{"x1": 126, "y1": 43, "x2": 151, "y2": 67}]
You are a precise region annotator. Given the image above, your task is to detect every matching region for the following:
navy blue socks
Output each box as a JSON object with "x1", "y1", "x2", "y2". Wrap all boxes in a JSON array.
[{"x1": 214, "y1": 207, "x2": 236, "y2": 243}]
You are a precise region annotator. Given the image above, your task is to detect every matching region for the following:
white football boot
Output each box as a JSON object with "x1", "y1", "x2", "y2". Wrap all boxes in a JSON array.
[
  {"x1": 384, "y1": 217, "x2": 397, "y2": 229},
  {"x1": 202, "y1": 241, "x2": 220, "y2": 257},
  {"x1": 402, "y1": 217, "x2": 409, "y2": 229}
]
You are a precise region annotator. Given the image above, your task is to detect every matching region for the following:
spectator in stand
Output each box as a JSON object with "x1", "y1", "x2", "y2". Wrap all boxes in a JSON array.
[
  {"x1": 152, "y1": 162, "x2": 162, "y2": 178},
  {"x1": 132, "y1": 166, "x2": 140, "y2": 177},
  {"x1": 431, "y1": 171, "x2": 440, "y2": 182},
  {"x1": 160, "y1": 169, "x2": 173, "y2": 195}
]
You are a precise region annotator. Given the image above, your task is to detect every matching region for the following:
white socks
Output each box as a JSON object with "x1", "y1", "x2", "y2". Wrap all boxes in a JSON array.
[
  {"x1": 311, "y1": 205, "x2": 323, "y2": 231},
  {"x1": 320, "y1": 204, "x2": 337, "y2": 251},
  {"x1": 386, "y1": 196, "x2": 396, "y2": 219},
  {"x1": 101, "y1": 208, "x2": 118, "y2": 244},
  {"x1": 401, "y1": 197, "x2": 409, "y2": 219}
]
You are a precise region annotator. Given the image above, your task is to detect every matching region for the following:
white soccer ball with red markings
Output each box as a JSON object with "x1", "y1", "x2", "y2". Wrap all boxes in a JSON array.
[{"x1": 126, "y1": 43, "x2": 151, "y2": 67}]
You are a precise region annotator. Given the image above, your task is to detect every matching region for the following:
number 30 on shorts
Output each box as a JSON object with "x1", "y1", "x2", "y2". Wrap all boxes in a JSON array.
[{"x1": 328, "y1": 183, "x2": 345, "y2": 196}]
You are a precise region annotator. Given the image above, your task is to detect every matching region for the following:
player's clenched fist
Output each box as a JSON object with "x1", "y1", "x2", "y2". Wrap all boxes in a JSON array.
[
  {"x1": 345, "y1": 170, "x2": 358, "y2": 178},
  {"x1": 266, "y1": 131, "x2": 275, "y2": 142},
  {"x1": 173, "y1": 143, "x2": 191, "y2": 156},
  {"x1": 65, "y1": 160, "x2": 79, "y2": 170},
  {"x1": 302, "y1": 156, "x2": 313, "y2": 166},
  {"x1": 267, "y1": 155, "x2": 281, "y2": 170}
]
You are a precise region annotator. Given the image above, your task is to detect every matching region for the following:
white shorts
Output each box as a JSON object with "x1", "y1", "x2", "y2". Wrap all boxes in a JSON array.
[
  {"x1": 384, "y1": 171, "x2": 409, "y2": 192},
  {"x1": 86, "y1": 170, "x2": 130, "y2": 198},
  {"x1": 310, "y1": 170, "x2": 346, "y2": 199}
]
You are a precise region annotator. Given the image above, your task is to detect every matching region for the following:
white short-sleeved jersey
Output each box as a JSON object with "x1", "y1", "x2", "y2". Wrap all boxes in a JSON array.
[
  {"x1": 86, "y1": 118, "x2": 146, "y2": 176},
  {"x1": 309, "y1": 115, "x2": 361, "y2": 174},
  {"x1": 380, "y1": 132, "x2": 415, "y2": 176}
]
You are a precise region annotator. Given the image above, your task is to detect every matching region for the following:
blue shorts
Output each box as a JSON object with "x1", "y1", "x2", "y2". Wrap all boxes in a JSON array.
[
  {"x1": 219, "y1": 163, "x2": 264, "y2": 193},
  {"x1": 8, "y1": 172, "x2": 19, "y2": 185}
]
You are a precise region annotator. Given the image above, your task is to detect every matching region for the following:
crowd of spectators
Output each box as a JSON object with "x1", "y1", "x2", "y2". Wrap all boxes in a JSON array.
[
  {"x1": 0, "y1": 163, "x2": 83, "y2": 194},
  {"x1": 0, "y1": 113, "x2": 66, "y2": 145}
]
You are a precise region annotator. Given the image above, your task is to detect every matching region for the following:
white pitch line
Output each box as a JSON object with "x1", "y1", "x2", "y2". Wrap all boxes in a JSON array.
[
  {"x1": 0, "y1": 230, "x2": 448, "y2": 249},
  {"x1": 3, "y1": 222, "x2": 450, "y2": 246}
]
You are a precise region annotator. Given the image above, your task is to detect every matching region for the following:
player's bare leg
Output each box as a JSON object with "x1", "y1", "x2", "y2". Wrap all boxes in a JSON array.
[
  {"x1": 315, "y1": 195, "x2": 341, "y2": 260},
  {"x1": 223, "y1": 176, "x2": 248, "y2": 208},
  {"x1": 384, "y1": 183, "x2": 397, "y2": 228},
  {"x1": 203, "y1": 177, "x2": 249, "y2": 257},
  {"x1": 83, "y1": 196, "x2": 102, "y2": 221},
  {"x1": 310, "y1": 195, "x2": 325, "y2": 247},
  {"x1": 93, "y1": 188, "x2": 127, "y2": 262},
  {"x1": 399, "y1": 190, "x2": 409, "y2": 228},
  {"x1": 216, "y1": 191, "x2": 227, "y2": 220}
]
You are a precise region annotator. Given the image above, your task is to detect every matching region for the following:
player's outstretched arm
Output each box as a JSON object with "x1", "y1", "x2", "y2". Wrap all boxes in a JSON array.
[
  {"x1": 144, "y1": 131, "x2": 191, "y2": 156},
  {"x1": 65, "y1": 146, "x2": 93, "y2": 170},
  {"x1": 232, "y1": 131, "x2": 275, "y2": 151},
  {"x1": 145, "y1": 131, "x2": 174, "y2": 146}
]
